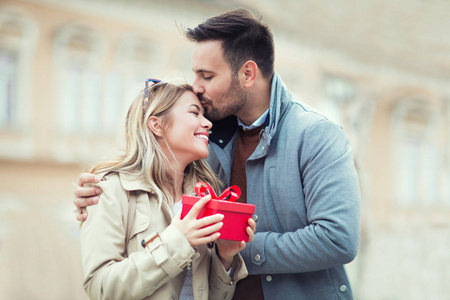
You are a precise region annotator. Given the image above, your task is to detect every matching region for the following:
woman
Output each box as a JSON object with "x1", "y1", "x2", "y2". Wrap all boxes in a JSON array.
[{"x1": 80, "y1": 78, "x2": 255, "y2": 300}]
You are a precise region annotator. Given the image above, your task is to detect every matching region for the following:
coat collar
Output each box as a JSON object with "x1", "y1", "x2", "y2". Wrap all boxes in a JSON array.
[
  {"x1": 118, "y1": 172, "x2": 155, "y2": 193},
  {"x1": 117, "y1": 171, "x2": 196, "y2": 196}
]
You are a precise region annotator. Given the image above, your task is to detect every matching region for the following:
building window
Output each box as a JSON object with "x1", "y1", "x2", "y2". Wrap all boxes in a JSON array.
[
  {"x1": 0, "y1": 11, "x2": 36, "y2": 130},
  {"x1": 0, "y1": 49, "x2": 17, "y2": 127},
  {"x1": 53, "y1": 24, "x2": 104, "y2": 135},
  {"x1": 391, "y1": 99, "x2": 443, "y2": 207},
  {"x1": 116, "y1": 36, "x2": 166, "y2": 110},
  {"x1": 322, "y1": 74, "x2": 355, "y2": 125}
]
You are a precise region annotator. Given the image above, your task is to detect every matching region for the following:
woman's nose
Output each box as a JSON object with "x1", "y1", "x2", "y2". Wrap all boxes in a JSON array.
[{"x1": 202, "y1": 117, "x2": 212, "y2": 130}]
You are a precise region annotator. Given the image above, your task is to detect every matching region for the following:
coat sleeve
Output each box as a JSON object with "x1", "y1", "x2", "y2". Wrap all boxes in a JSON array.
[
  {"x1": 242, "y1": 119, "x2": 361, "y2": 274},
  {"x1": 80, "y1": 177, "x2": 195, "y2": 300},
  {"x1": 208, "y1": 246, "x2": 248, "y2": 300}
]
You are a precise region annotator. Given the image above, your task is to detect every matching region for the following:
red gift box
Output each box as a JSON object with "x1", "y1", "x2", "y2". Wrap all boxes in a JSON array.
[{"x1": 181, "y1": 182, "x2": 255, "y2": 242}]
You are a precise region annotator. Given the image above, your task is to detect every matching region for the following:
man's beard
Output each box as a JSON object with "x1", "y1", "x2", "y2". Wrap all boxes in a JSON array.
[{"x1": 201, "y1": 77, "x2": 248, "y2": 121}]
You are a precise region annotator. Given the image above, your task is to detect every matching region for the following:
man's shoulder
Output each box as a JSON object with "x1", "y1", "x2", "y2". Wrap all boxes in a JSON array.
[{"x1": 283, "y1": 100, "x2": 332, "y2": 130}]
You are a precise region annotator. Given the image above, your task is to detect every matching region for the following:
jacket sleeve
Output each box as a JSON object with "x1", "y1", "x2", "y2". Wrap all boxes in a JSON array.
[
  {"x1": 80, "y1": 177, "x2": 195, "y2": 300},
  {"x1": 208, "y1": 246, "x2": 248, "y2": 300},
  {"x1": 242, "y1": 119, "x2": 361, "y2": 274}
]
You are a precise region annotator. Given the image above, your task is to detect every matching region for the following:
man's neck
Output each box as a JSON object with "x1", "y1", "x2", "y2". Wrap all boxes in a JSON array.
[{"x1": 237, "y1": 80, "x2": 271, "y2": 126}]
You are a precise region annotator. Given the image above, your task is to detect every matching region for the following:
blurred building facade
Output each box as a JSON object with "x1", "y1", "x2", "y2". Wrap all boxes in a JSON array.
[{"x1": 0, "y1": 0, "x2": 449, "y2": 299}]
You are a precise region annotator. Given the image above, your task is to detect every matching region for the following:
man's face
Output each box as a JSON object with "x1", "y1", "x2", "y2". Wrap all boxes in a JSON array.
[{"x1": 191, "y1": 40, "x2": 248, "y2": 121}]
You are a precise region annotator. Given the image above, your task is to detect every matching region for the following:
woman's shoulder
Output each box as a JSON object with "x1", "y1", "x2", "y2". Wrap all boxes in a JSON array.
[
  {"x1": 95, "y1": 171, "x2": 121, "y2": 188},
  {"x1": 93, "y1": 172, "x2": 129, "y2": 203},
  {"x1": 95, "y1": 171, "x2": 156, "y2": 195}
]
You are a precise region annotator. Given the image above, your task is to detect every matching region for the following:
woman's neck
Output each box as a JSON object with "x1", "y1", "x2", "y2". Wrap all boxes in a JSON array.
[
  {"x1": 172, "y1": 170, "x2": 185, "y2": 202},
  {"x1": 169, "y1": 161, "x2": 187, "y2": 202}
]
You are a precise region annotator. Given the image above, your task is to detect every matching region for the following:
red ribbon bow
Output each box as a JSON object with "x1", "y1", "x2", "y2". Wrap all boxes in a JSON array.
[{"x1": 195, "y1": 182, "x2": 241, "y2": 202}]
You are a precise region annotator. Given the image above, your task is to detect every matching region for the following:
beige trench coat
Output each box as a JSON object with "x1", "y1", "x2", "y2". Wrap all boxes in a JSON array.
[{"x1": 80, "y1": 172, "x2": 247, "y2": 300}]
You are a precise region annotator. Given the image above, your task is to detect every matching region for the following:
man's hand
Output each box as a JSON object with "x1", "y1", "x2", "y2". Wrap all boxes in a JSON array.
[
  {"x1": 216, "y1": 217, "x2": 256, "y2": 270},
  {"x1": 171, "y1": 194, "x2": 224, "y2": 247},
  {"x1": 73, "y1": 173, "x2": 102, "y2": 221}
]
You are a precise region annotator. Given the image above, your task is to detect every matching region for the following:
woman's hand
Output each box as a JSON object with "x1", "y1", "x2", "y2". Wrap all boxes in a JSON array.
[
  {"x1": 216, "y1": 217, "x2": 256, "y2": 270},
  {"x1": 171, "y1": 194, "x2": 224, "y2": 247}
]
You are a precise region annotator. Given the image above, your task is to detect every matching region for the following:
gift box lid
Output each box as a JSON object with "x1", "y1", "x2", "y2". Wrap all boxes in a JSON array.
[{"x1": 182, "y1": 195, "x2": 255, "y2": 214}]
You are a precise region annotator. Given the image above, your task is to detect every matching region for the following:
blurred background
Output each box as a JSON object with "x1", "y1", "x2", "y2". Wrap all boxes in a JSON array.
[{"x1": 0, "y1": 0, "x2": 449, "y2": 299}]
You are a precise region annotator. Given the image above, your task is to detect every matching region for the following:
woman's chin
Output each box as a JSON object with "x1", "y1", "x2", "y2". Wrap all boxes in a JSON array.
[{"x1": 197, "y1": 150, "x2": 210, "y2": 160}]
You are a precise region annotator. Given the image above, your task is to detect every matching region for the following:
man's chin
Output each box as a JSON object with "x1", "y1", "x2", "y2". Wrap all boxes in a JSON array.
[{"x1": 204, "y1": 109, "x2": 224, "y2": 121}]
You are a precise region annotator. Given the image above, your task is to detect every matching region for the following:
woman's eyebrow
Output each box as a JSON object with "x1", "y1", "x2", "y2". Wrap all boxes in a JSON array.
[{"x1": 189, "y1": 104, "x2": 203, "y2": 112}]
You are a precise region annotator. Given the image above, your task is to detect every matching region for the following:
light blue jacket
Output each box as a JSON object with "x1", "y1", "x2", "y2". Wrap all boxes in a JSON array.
[{"x1": 207, "y1": 74, "x2": 361, "y2": 299}]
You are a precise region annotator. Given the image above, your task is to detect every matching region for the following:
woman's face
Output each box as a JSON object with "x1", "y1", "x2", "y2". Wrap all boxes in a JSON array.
[{"x1": 163, "y1": 91, "x2": 212, "y2": 165}]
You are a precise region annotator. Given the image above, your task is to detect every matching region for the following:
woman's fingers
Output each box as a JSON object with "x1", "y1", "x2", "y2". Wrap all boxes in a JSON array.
[
  {"x1": 190, "y1": 232, "x2": 221, "y2": 247},
  {"x1": 248, "y1": 217, "x2": 256, "y2": 232},
  {"x1": 246, "y1": 217, "x2": 256, "y2": 242},
  {"x1": 191, "y1": 221, "x2": 223, "y2": 238},
  {"x1": 186, "y1": 194, "x2": 211, "y2": 219},
  {"x1": 246, "y1": 226, "x2": 254, "y2": 242},
  {"x1": 195, "y1": 213, "x2": 224, "y2": 227}
]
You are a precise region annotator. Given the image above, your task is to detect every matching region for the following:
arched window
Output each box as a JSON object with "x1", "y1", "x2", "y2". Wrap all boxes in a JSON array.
[
  {"x1": 53, "y1": 24, "x2": 105, "y2": 135},
  {"x1": 391, "y1": 98, "x2": 443, "y2": 207},
  {"x1": 116, "y1": 36, "x2": 166, "y2": 106},
  {"x1": 322, "y1": 74, "x2": 355, "y2": 125},
  {"x1": 103, "y1": 36, "x2": 165, "y2": 135},
  {"x1": 0, "y1": 10, "x2": 37, "y2": 130}
]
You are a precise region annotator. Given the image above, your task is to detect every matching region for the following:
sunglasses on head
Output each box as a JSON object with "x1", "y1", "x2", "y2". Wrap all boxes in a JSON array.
[{"x1": 143, "y1": 78, "x2": 162, "y2": 108}]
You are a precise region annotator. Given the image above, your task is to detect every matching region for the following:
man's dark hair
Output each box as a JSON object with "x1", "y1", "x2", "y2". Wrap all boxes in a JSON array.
[{"x1": 184, "y1": 9, "x2": 274, "y2": 80}]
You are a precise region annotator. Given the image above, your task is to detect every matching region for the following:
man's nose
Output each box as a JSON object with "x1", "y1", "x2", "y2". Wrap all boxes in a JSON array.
[{"x1": 192, "y1": 80, "x2": 204, "y2": 95}]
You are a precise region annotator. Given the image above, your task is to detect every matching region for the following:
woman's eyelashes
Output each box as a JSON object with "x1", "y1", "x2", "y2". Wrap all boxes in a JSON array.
[{"x1": 190, "y1": 109, "x2": 200, "y2": 117}]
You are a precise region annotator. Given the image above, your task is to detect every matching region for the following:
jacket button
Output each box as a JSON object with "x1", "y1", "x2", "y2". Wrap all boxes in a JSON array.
[
  {"x1": 340, "y1": 285, "x2": 347, "y2": 292},
  {"x1": 252, "y1": 214, "x2": 259, "y2": 222},
  {"x1": 254, "y1": 254, "x2": 261, "y2": 262},
  {"x1": 219, "y1": 139, "x2": 223, "y2": 143},
  {"x1": 266, "y1": 275, "x2": 272, "y2": 282},
  {"x1": 260, "y1": 146, "x2": 265, "y2": 150}
]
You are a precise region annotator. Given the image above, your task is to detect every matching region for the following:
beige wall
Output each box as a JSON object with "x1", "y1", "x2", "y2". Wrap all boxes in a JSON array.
[{"x1": 0, "y1": 160, "x2": 87, "y2": 299}]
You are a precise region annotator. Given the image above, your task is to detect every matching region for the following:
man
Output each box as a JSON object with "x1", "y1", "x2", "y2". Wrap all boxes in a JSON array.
[{"x1": 75, "y1": 9, "x2": 361, "y2": 299}]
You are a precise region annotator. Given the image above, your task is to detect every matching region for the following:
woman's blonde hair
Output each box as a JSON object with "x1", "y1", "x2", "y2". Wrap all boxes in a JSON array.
[{"x1": 90, "y1": 79, "x2": 222, "y2": 206}]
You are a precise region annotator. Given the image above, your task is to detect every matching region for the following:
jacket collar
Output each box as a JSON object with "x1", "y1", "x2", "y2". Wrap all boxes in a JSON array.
[
  {"x1": 118, "y1": 172, "x2": 155, "y2": 193},
  {"x1": 118, "y1": 171, "x2": 196, "y2": 196},
  {"x1": 266, "y1": 73, "x2": 291, "y2": 141}
]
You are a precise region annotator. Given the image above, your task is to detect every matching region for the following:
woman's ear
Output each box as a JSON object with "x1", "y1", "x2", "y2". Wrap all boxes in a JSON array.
[{"x1": 147, "y1": 116, "x2": 163, "y2": 137}]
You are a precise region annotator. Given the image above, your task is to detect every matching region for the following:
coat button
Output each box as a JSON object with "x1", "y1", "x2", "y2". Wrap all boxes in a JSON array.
[
  {"x1": 252, "y1": 214, "x2": 259, "y2": 222},
  {"x1": 339, "y1": 285, "x2": 347, "y2": 292},
  {"x1": 254, "y1": 254, "x2": 261, "y2": 262},
  {"x1": 219, "y1": 139, "x2": 223, "y2": 143},
  {"x1": 266, "y1": 275, "x2": 272, "y2": 282},
  {"x1": 260, "y1": 146, "x2": 265, "y2": 150}
]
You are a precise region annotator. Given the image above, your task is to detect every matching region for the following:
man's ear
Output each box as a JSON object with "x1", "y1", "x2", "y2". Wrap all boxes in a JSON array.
[
  {"x1": 240, "y1": 60, "x2": 258, "y2": 88},
  {"x1": 147, "y1": 116, "x2": 163, "y2": 137}
]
